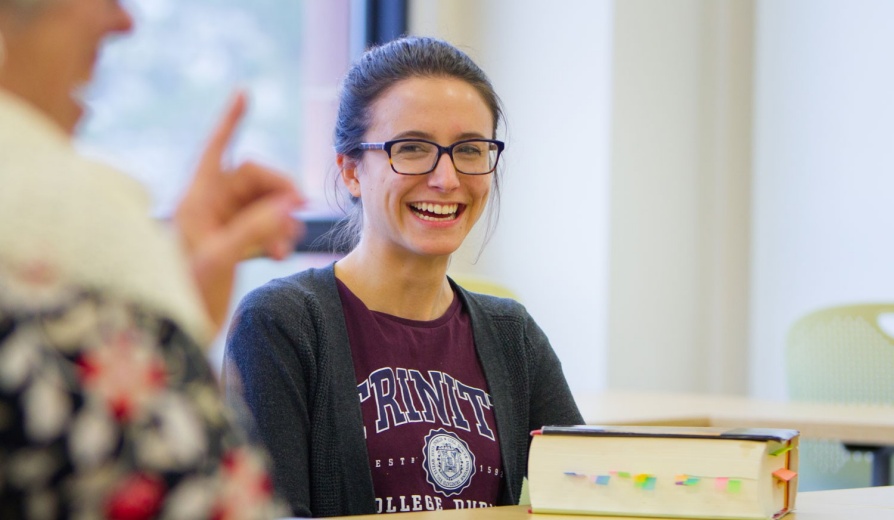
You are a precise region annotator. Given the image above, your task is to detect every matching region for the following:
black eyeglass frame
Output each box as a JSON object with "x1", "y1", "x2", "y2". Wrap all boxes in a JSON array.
[{"x1": 358, "y1": 138, "x2": 505, "y2": 175}]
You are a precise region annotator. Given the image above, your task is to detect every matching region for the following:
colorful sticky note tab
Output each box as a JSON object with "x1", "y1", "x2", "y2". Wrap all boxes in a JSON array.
[
  {"x1": 770, "y1": 444, "x2": 794, "y2": 456},
  {"x1": 675, "y1": 474, "x2": 688, "y2": 485},
  {"x1": 634, "y1": 474, "x2": 648, "y2": 486},
  {"x1": 727, "y1": 480, "x2": 742, "y2": 493},
  {"x1": 715, "y1": 477, "x2": 729, "y2": 490},
  {"x1": 685, "y1": 477, "x2": 700, "y2": 486},
  {"x1": 643, "y1": 476, "x2": 657, "y2": 490},
  {"x1": 617, "y1": 471, "x2": 631, "y2": 478},
  {"x1": 595, "y1": 475, "x2": 611, "y2": 486},
  {"x1": 773, "y1": 468, "x2": 797, "y2": 482}
]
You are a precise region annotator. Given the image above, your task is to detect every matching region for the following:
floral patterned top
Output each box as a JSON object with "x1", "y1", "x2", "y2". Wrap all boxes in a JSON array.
[{"x1": 0, "y1": 266, "x2": 286, "y2": 519}]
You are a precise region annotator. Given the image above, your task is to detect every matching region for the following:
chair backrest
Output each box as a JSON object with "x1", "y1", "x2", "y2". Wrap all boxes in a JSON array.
[
  {"x1": 450, "y1": 275, "x2": 519, "y2": 300},
  {"x1": 786, "y1": 304, "x2": 894, "y2": 405},
  {"x1": 785, "y1": 304, "x2": 894, "y2": 490}
]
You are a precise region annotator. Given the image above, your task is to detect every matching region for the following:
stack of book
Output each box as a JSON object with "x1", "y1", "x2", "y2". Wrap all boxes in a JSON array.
[{"x1": 528, "y1": 425, "x2": 799, "y2": 519}]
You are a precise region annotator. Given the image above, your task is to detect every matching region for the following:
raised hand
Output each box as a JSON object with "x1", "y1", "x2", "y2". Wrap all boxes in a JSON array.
[{"x1": 175, "y1": 91, "x2": 306, "y2": 333}]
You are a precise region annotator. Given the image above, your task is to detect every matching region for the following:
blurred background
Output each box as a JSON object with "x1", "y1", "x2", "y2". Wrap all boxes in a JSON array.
[{"x1": 78, "y1": 0, "x2": 894, "y2": 489}]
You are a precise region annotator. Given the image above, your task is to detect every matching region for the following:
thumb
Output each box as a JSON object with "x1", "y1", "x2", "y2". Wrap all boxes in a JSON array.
[
  {"x1": 189, "y1": 195, "x2": 303, "y2": 332},
  {"x1": 221, "y1": 194, "x2": 305, "y2": 260},
  {"x1": 195, "y1": 194, "x2": 304, "y2": 267}
]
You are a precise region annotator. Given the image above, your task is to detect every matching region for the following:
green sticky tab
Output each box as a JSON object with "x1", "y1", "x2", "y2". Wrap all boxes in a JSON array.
[
  {"x1": 770, "y1": 444, "x2": 794, "y2": 456},
  {"x1": 618, "y1": 472, "x2": 631, "y2": 478},
  {"x1": 728, "y1": 480, "x2": 742, "y2": 493}
]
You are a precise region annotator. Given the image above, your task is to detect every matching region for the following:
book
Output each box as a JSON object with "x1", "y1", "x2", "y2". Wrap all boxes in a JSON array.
[{"x1": 527, "y1": 425, "x2": 799, "y2": 520}]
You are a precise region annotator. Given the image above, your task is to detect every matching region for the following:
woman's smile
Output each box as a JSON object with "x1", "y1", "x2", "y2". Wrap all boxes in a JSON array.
[{"x1": 408, "y1": 202, "x2": 465, "y2": 222}]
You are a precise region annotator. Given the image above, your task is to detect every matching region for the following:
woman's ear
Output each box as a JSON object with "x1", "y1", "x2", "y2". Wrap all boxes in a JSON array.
[{"x1": 338, "y1": 154, "x2": 362, "y2": 198}]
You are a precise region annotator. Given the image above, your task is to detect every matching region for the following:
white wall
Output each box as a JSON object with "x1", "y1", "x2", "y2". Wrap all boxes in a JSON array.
[
  {"x1": 411, "y1": 0, "x2": 614, "y2": 394},
  {"x1": 750, "y1": 0, "x2": 894, "y2": 399},
  {"x1": 410, "y1": 0, "x2": 760, "y2": 396},
  {"x1": 402, "y1": 0, "x2": 894, "y2": 401},
  {"x1": 608, "y1": 0, "x2": 754, "y2": 394}
]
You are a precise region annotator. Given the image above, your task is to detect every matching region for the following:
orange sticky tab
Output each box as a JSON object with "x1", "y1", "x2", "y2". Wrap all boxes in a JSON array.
[{"x1": 773, "y1": 468, "x2": 797, "y2": 482}]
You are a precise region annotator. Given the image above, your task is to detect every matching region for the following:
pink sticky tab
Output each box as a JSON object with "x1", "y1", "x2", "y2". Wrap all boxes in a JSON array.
[
  {"x1": 773, "y1": 468, "x2": 797, "y2": 482},
  {"x1": 715, "y1": 477, "x2": 729, "y2": 490}
]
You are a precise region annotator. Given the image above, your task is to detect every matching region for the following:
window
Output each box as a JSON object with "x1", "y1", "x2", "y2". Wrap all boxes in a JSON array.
[{"x1": 77, "y1": 0, "x2": 354, "y2": 220}]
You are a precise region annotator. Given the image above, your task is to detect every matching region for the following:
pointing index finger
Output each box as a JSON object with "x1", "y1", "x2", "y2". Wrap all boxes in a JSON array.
[{"x1": 200, "y1": 91, "x2": 248, "y2": 170}]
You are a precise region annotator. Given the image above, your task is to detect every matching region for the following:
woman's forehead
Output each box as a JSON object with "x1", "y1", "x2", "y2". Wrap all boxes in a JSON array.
[{"x1": 367, "y1": 77, "x2": 493, "y2": 138}]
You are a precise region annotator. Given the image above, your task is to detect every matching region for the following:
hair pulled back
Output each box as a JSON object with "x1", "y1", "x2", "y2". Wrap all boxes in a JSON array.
[{"x1": 335, "y1": 36, "x2": 503, "y2": 158}]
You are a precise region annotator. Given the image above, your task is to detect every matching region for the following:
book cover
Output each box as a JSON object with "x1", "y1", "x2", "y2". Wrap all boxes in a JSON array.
[{"x1": 528, "y1": 425, "x2": 799, "y2": 519}]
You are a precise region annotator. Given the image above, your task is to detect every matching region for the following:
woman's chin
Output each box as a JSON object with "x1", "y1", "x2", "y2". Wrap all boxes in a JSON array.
[{"x1": 409, "y1": 240, "x2": 466, "y2": 259}]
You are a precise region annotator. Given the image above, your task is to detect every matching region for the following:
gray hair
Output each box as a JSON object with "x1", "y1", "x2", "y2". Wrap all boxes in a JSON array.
[
  {"x1": 0, "y1": 0, "x2": 53, "y2": 23},
  {"x1": 0, "y1": 0, "x2": 50, "y2": 7},
  {"x1": 0, "y1": 0, "x2": 53, "y2": 66}
]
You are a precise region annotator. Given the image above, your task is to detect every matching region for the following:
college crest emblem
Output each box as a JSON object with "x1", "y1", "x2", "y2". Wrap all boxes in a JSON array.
[{"x1": 422, "y1": 428, "x2": 476, "y2": 497}]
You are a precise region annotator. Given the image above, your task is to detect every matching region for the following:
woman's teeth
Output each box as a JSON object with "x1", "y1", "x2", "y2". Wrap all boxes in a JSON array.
[{"x1": 410, "y1": 202, "x2": 459, "y2": 221}]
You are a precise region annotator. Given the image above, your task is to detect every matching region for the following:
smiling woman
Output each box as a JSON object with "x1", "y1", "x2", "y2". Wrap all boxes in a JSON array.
[{"x1": 223, "y1": 36, "x2": 583, "y2": 518}]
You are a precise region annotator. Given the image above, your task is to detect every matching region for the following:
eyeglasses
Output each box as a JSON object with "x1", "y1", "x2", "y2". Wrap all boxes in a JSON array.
[{"x1": 359, "y1": 138, "x2": 505, "y2": 175}]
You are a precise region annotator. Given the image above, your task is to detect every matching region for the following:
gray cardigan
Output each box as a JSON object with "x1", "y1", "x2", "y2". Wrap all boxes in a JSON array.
[{"x1": 224, "y1": 264, "x2": 582, "y2": 517}]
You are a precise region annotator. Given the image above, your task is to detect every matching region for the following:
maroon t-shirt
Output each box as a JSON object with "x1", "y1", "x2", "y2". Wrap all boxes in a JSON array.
[{"x1": 337, "y1": 280, "x2": 503, "y2": 514}]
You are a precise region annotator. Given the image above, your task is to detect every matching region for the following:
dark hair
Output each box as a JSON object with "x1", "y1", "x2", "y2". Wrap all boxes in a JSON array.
[{"x1": 326, "y1": 36, "x2": 505, "y2": 253}]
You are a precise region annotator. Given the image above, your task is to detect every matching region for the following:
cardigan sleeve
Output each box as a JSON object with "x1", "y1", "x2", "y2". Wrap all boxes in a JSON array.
[
  {"x1": 224, "y1": 281, "x2": 316, "y2": 517},
  {"x1": 458, "y1": 288, "x2": 583, "y2": 506},
  {"x1": 522, "y1": 313, "x2": 584, "y2": 429},
  {"x1": 224, "y1": 268, "x2": 377, "y2": 518}
]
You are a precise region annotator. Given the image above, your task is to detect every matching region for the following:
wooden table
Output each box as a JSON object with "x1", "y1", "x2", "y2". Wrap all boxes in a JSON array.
[
  {"x1": 573, "y1": 391, "x2": 894, "y2": 485},
  {"x1": 321, "y1": 486, "x2": 894, "y2": 520},
  {"x1": 572, "y1": 391, "x2": 894, "y2": 444}
]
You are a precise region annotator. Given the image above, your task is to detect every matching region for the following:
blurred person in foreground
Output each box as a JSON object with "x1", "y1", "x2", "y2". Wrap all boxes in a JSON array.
[{"x1": 0, "y1": 0, "x2": 304, "y2": 517}]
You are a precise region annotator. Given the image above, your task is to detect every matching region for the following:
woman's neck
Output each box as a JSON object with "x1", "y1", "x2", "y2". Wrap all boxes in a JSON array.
[{"x1": 334, "y1": 244, "x2": 454, "y2": 321}]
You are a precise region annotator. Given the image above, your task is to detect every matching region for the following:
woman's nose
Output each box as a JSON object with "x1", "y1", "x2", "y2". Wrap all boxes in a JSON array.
[{"x1": 427, "y1": 152, "x2": 461, "y2": 191}]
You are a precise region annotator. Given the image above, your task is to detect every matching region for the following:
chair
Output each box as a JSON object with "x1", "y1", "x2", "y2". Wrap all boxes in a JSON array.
[
  {"x1": 786, "y1": 304, "x2": 894, "y2": 487},
  {"x1": 450, "y1": 274, "x2": 519, "y2": 300}
]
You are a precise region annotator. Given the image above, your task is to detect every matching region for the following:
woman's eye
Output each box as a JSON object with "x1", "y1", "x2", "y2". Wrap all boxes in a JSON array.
[
  {"x1": 455, "y1": 144, "x2": 484, "y2": 156},
  {"x1": 394, "y1": 142, "x2": 429, "y2": 155}
]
